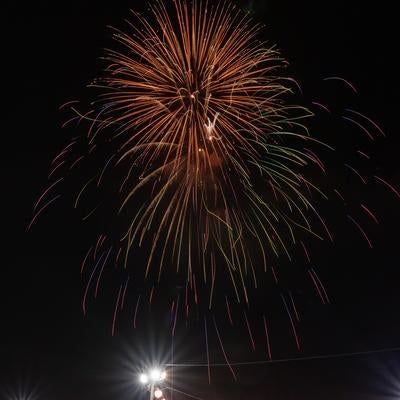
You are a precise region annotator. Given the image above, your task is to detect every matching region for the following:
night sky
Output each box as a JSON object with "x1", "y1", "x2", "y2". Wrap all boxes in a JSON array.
[{"x1": 3, "y1": 1, "x2": 400, "y2": 399}]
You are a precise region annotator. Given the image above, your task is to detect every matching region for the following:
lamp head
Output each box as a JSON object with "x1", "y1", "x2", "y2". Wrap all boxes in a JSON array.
[{"x1": 139, "y1": 373, "x2": 149, "y2": 384}]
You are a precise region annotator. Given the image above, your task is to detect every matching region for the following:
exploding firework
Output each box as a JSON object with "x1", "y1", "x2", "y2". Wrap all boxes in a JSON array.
[
  {"x1": 31, "y1": 0, "x2": 399, "y2": 362},
  {"x1": 76, "y1": 0, "x2": 327, "y2": 300}
]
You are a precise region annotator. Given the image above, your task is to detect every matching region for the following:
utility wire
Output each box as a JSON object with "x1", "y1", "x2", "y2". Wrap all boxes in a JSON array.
[{"x1": 166, "y1": 345, "x2": 400, "y2": 367}]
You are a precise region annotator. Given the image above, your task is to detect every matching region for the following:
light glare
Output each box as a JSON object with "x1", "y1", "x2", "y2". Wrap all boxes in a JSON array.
[
  {"x1": 150, "y1": 369, "x2": 161, "y2": 381},
  {"x1": 139, "y1": 373, "x2": 148, "y2": 384}
]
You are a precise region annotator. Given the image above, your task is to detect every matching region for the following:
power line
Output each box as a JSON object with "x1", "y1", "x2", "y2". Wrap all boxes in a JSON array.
[{"x1": 166, "y1": 345, "x2": 400, "y2": 367}]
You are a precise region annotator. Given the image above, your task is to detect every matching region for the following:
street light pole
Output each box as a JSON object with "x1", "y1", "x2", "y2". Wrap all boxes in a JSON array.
[{"x1": 149, "y1": 381, "x2": 154, "y2": 400}]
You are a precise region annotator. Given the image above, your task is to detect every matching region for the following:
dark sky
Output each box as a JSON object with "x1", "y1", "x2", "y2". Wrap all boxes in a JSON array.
[{"x1": 3, "y1": 1, "x2": 400, "y2": 399}]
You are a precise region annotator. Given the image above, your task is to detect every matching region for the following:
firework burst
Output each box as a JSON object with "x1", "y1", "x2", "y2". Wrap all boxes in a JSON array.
[
  {"x1": 31, "y1": 0, "x2": 399, "y2": 362},
  {"x1": 77, "y1": 0, "x2": 330, "y2": 303}
]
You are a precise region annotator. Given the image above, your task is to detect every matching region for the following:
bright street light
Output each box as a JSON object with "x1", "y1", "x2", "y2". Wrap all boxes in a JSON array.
[
  {"x1": 138, "y1": 367, "x2": 167, "y2": 400},
  {"x1": 150, "y1": 369, "x2": 162, "y2": 381}
]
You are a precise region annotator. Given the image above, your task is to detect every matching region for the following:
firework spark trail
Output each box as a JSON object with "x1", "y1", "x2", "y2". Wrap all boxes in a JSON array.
[
  {"x1": 289, "y1": 291, "x2": 300, "y2": 322},
  {"x1": 133, "y1": 294, "x2": 141, "y2": 329},
  {"x1": 311, "y1": 101, "x2": 331, "y2": 113},
  {"x1": 33, "y1": 178, "x2": 64, "y2": 212},
  {"x1": 48, "y1": 160, "x2": 66, "y2": 179},
  {"x1": 243, "y1": 310, "x2": 256, "y2": 351},
  {"x1": 334, "y1": 189, "x2": 346, "y2": 203},
  {"x1": 303, "y1": 148, "x2": 326, "y2": 173},
  {"x1": 357, "y1": 150, "x2": 370, "y2": 159},
  {"x1": 300, "y1": 240, "x2": 311, "y2": 264},
  {"x1": 94, "y1": 234, "x2": 105, "y2": 260},
  {"x1": 114, "y1": 247, "x2": 123, "y2": 267},
  {"x1": 347, "y1": 215, "x2": 373, "y2": 248},
  {"x1": 212, "y1": 316, "x2": 236, "y2": 380},
  {"x1": 342, "y1": 116, "x2": 374, "y2": 141},
  {"x1": 204, "y1": 317, "x2": 211, "y2": 384},
  {"x1": 59, "y1": 100, "x2": 80, "y2": 110},
  {"x1": 344, "y1": 163, "x2": 367, "y2": 184},
  {"x1": 172, "y1": 295, "x2": 180, "y2": 337},
  {"x1": 308, "y1": 268, "x2": 325, "y2": 303},
  {"x1": 281, "y1": 294, "x2": 300, "y2": 350},
  {"x1": 345, "y1": 108, "x2": 386, "y2": 137},
  {"x1": 225, "y1": 296, "x2": 233, "y2": 325},
  {"x1": 74, "y1": 177, "x2": 96, "y2": 209},
  {"x1": 69, "y1": 155, "x2": 84, "y2": 170},
  {"x1": 95, "y1": 246, "x2": 113, "y2": 298},
  {"x1": 112, "y1": 284, "x2": 123, "y2": 336},
  {"x1": 263, "y1": 315, "x2": 272, "y2": 360},
  {"x1": 310, "y1": 268, "x2": 330, "y2": 304},
  {"x1": 270, "y1": 265, "x2": 279, "y2": 284},
  {"x1": 97, "y1": 155, "x2": 116, "y2": 187},
  {"x1": 51, "y1": 140, "x2": 76, "y2": 164},
  {"x1": 148, "y1": 286, "x2": 154, "y2": 306},
  {"x1": 360, "y1": 203, "x2": 379, "y2": 224},
  {"x1": 82, "y1": 251, "x2": 106, "y2": 315},
  {"x1": 28, "y1": 195, "x2": 61, "y2": 231},
  {"x1": 120, "y1": 278, "x2": 130, "y2": 310},
  {"x1": 374, "y1": 175, "x2": 400, "y2": 199},
  {"x1": 323, "y1": 76, "x2": 357, "y2": 93},
  {"x1": 82, "y1": 204, "x2": 100, "y2": 221},
  {"x1": 50, "y1": 148, "x2": 69, "y2": 166},
  {"x1": 81, "y1": 246, "x2": 93, "y2": 274}
]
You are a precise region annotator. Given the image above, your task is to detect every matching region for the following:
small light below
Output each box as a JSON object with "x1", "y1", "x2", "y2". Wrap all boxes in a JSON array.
[{"x1": 154, "y1": 389, "x2": 163, "y2": 399}]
